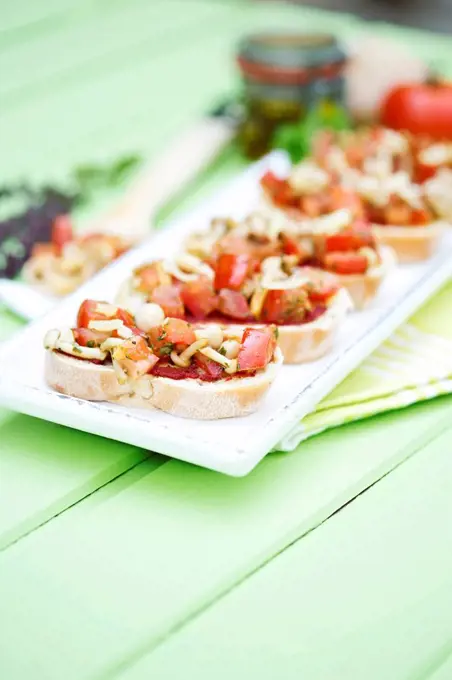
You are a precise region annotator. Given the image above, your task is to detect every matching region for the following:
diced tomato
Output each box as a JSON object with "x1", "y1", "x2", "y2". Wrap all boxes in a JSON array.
[
  {"x1": 77, "y1": 299, "x2": 110, "y2": 328},
  {"x1": 135, "y1": 262, "x2": 169, "y2": 293},
  {"x1": 260, "y1": 288, "x2": 308, "y2": 324},
  {"x1": 324, "y1": 252, "x2": 368, "y2": 275},
  {"x1": 148, "y1": 318, "x2": 196, "y2": 355},
  {"x1": 328, "y1": 186, "x2": 364, "y2": 217},
  {"x1": 150, "y1": 285, "x2": 185, "y2": 318},
  {"x1": 414, "y1": 163, "x2": 437, "y2": 184},
  {"x1": 150, "y1": 362, "x2": 199, "y2": 380},
  {"x1": 121, "y1": 336, "x2": 154, "y2": 362},
  {"x1": 260, "y1": 171, "x2": 286, "y2": 196},
  {"x1": 237, "y1": 327, "x2": 276, "y2": 372},
  {"x1": 279, "y1": 233, "x2": 302, "y2": 257},
  {"x1": 192, "y1": 353, "x2": 225, "y2": 381},
  {"x1": 214, "y1": 253, "x2": 252, "y2": 291},
  {"x1": 411, "y1": 208, "x2": 432, "y2": 225},
  {"x1": 180, "y1": 276, "x2": 218, "y2": 318},
  {"x1": 217, "y1": 289, "x2": 251, "y2": 320},
  {"x1": 76, "y1": 299, "x2": 134, "y2": 330},
  {"x1": 31, "y1": 242, "x2": 57, "y2": 257},
  {"x1": 51, "y1": 215, "x2": 73, "y2": 253},
  {"x1": 300, "y1": 194, "x2": 326, "y2": 218},
  {"x1": 323, "y1": 227, "x2": 374, "y2": 253},
  {"x1": 383, "y1": 202, "x2": 413, "y2": 226},
  {"x1": 73, "y1": 327, "x2": 110, "y2": 347},
  {"x1": 303, "y1": 273, "x2": 339, "y2": 304}
]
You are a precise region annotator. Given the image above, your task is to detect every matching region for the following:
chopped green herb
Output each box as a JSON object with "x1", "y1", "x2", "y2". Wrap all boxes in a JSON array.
[
  {"x1": 86, "y1": 340, "x2": 96, "y2": 348},
  {"x1": 159, "y1": 343, "x2": 174, "y2": 356},
  {"x1": 157, "y1": 330, "x2": 167, "y2": 342},
  {"x1": 72, "y1": 345, "x2": 82, "y2": 354},
  {"x1": 218, "y1": 346, "x2": 227, "y2": 356}
]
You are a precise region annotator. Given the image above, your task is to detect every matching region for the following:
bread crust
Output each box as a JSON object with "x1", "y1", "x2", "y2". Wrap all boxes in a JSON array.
[
  {"x1": 193, "y1": 288, "x2": 353, "y2": 364},
  {"x1": 372, "y1": 222, "x2": 444, "y2": 263},
  {"x1": 45, "y1": 348, "x2": 283, "y2": 420},
  {"x1": 335, "y1": 245, "x2": 396, "y2": 310}
]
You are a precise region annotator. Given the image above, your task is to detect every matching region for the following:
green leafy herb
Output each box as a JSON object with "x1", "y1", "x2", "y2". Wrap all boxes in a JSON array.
[
  {"x1": 272, "y1": 99, "x2": 351, "y2": 163},
  {"x1": 159, "y1": 343, "x2": 174, "y2": 356},
  {"x1": 218, "y1": 346, "x2": 227, "y2": 356},
  {"x1": 86, "y1": 340, "x2": 96, "y2": 348},
  {"x1": 72, "y1": 346, "x2": 82, "y2": 354}
]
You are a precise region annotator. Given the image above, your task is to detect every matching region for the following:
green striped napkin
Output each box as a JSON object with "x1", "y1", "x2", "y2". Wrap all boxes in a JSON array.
[{"x1": 277, "y1": 281, "x2": 452, "y2": 451}]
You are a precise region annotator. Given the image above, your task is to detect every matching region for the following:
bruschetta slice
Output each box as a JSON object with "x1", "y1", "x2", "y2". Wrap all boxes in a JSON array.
[{"x1": 44, "y1": 302, "x2": 282, "y2": 420}]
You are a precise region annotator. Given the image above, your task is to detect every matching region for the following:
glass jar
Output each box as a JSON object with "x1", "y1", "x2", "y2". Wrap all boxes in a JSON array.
[{"x1": 236, "y1": 33, "x2": 348, "y2": 159}]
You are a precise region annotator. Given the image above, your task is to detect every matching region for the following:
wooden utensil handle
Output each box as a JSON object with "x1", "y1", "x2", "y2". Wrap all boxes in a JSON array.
[{"x1": 89, "y1": 118, "x2": 235, "y2": 240}]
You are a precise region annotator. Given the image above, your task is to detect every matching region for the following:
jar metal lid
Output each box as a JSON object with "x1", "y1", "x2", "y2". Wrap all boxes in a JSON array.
[{"x1": 239, "y1": 33, "x2": 347, "y2": 67}]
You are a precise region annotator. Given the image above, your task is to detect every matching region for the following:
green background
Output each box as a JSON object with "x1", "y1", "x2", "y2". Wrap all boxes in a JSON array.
[{"x1": 1, "y1": 1, "x2": 452, "y2": 678}]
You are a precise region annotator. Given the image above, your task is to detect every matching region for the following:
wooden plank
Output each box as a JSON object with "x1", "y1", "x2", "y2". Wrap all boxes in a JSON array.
[
  {"x1": 0, "y1": 408, "x2": 158, "y2": 550},
  {"x1": 0, "y1": 397, "x2": 450, "y2": 680},
  {"x1": 115, "y1": 425, "x2": 452, "y2": 680}
]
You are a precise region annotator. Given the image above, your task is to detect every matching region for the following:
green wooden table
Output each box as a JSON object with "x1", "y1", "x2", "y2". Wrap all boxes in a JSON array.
[{"x1": 1, "y1": 2, "x2": 452, "y2": 678}]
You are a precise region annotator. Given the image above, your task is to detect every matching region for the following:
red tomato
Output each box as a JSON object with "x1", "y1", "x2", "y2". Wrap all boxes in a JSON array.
[
  {"x1": 279, "y1": 233, "x2": 302, "y2": 257},
  {"x1": 328, "y1": 187, "x2": 364, "y2": 217},
  {"x1": 150, "y1": 285, "x2": 185, "y2": 318},
  {"x1": 323, "y1": 227, "x2": 374, "y2": 253},
  {"x1": 51, "y1": 215, "x2": 73, "y2": 252},
  {"x1": 237, "y1": 327, "x2": 276, "y2": 372},
  {"x1": 411, "y1": 208, "x2": 433, "y2": 225},
  {"x1": 148, "y1": 319, "x2": 196, "y2": 355},
  {"x1": 214, "y1": 254, "x2": 252, "y2": 291},
  {"x1": 121, "y1": 336, "x2": 155, "y2": 362},
  {"x1": 300, "y1": 194, "x2": 325, "y2": 218},
  {"x1": 260, "y1": 288, "x2": 308, "y2": 324},
  {"x1": 217, "y1": 289, "x2": 251, "y2": 319},
  {"x1": 381, "y1": 82, "x2": 452, "y2": 140},
  {"x1": 324, "y1": 252, "x2": 368, "y2": 275},
  {"x1": 180, "y1": 276, "x2": 218, "y2": 318},
  {"x1": 192, "y1": 353, "x2": 224, "y2": 381},
  {"x1": 76, "y1": 300, "x2": 134, "y2": 329},
  {"x1": 73, "y1": 327, "x2": 109, "y2": 347},
  {"x1": 135, "y1": 262, "x2": 169, "y2": 293},
  {"x1": 31, "y1": 243, "x2": 57, "y2": 257},
  {"x1": 414, "y1": 162, "x2": 438, "y2": 184}
]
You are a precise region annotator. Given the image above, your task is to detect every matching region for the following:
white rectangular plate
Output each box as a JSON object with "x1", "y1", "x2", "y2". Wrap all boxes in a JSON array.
[{"x1": 1, "y1": 152, "x2": 452, "y2": 476}]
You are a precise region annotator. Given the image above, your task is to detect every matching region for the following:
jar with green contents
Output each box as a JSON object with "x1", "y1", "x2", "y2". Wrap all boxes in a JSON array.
[{"x1": 236, "y1": 33, "x2": 348, "y2": 159}]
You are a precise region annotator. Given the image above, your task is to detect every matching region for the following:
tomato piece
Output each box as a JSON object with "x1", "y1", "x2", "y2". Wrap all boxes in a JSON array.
[
  {"x1": 76, "y1": 299, "x2": 135, "y2": 329},
  {"x1": 217, "y1": 289, "x2": 251, "y2": 320},
  {"x1": 414, "y1": 162, "x2": 437, "y2": 184},
  {"x1": 135, "y1": 262, "x2": 170, "y2": 294},
  {"x1": 51, "y1": 215, "x2": 73, "y2": 253},
  {"x1": 260, "y1": 171, "x2": 285, "y2": 195},
  {"x1": 122, "y1": 336, "x2": 154, "y2": 362},
  {"x1": 323, "y1": 226, "x2": 374, "y2": 253},
  {"x1": 328, "y1": 186, "x2": 364, "y2": 217},
  {"x1": 150, "y1": 285, "x2": 185, "y2": 318},
  {"x1": 77, "y1": 299, "x2": 109, "y2": 328},
  {"x1": 192, "y1": 353, "x2": 225, "y2": 381},
  {"x1": 411, "y1": 208, "x2": 433, "y2": 225},
  {"x1": 180, "y1": 275, "x2": 218, "y2": 318},
  {"x1": 73, "y1": 327, "x2": 110, "y2": 347},
  {"x1": 150, "y1": 362, "x2": 199, "y2": 380},
  {"x1": 300, "y1": 194, "x2": 325, "y2": 218},
  {"x1": 31, "y1": 243, "x2": 57, "y2": 257},
  {"x1": 237, "y1": 327, "x2": 276, "y2": 372},
  {"x1": 148, "y1": 318, "x2": 196, "y2": 356},
  {"x1": 260, "y1": 288, "x2": 308, "y2": 324},
  {"x1": 214, "y1": 254, "x2": 252, "y2": 291},
  {"x1": 324, "y1": 252, "x2": 368, "y2": 275},
  {"x1": 383, "y1": 202, "x2": 413, "y2": 226}
]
